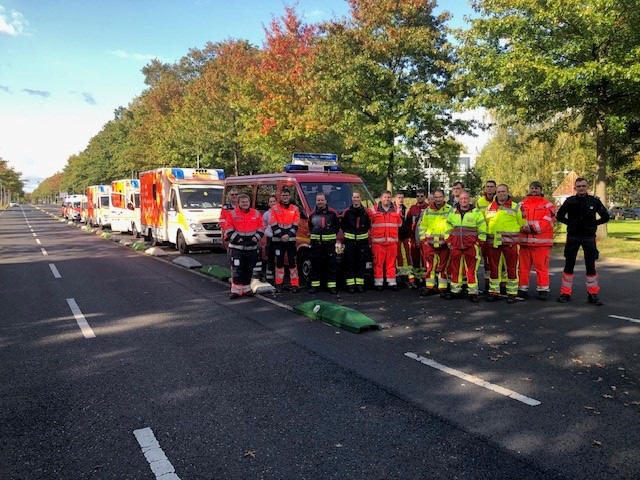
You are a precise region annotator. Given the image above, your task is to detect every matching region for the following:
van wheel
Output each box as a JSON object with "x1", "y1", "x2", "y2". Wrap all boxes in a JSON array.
[
  {"x1": 177, "y1": 231, "x2": 190, "y2": 254},
  {"x1": 298, "y1": 250, "x2": 312, "y2": 287}
]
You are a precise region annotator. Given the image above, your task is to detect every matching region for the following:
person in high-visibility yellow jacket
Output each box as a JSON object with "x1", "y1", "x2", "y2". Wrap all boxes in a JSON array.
[
  {"x1": 417, "y1": 189, "x2": 452, "y2": 297},
  {"x1": 476, "y1": 180, "x2": 497, "y2": 293},
  {"x1": 485, "y1": 184, "x2": 526, "y2": 303},
  {"x1": 444, "y1": 190, "x2": 486, "y2": 302}
]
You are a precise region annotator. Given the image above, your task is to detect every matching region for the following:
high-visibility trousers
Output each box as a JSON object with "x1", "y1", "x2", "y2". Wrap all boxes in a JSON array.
[
  {"x1": 396, "y1": 238, "x2": 414, "y2": 280},
  {"x1": 420, "y1": 243, "x2": 450, "y2": 291},
  {"x1": 274, "y1": 241, "x2": 299, "y2": 287},
  {"x1": 448, "y1": 245, "x2": 480, "y2": 295},
  {"x1": 518, "y1": 245, "x2": 551, "y2": 292},
  {"x1": 561, "y1": 235, "x2": 600, "y2": 295},
  {"x1": 373, "y1": 243, "x2": 398, "y2": 286},
  {"x1": 488, "y1": 245, "x2": 519, "y2": 295}
]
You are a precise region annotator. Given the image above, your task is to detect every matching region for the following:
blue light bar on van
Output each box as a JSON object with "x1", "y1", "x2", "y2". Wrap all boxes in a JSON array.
[
  {"x1": 171, "y1": 168, "x2": 185, "y2": 180},
  {"x1": 284, "y1": 164, "x2": 343, "y2": 173},
  {"x1": 130, "y1": 179, "x2": 140, "y2": 188}
]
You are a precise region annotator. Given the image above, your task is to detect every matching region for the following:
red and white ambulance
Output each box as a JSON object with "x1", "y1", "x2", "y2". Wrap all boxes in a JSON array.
[
  {"x1": 86, "y1": 185, "x2": 111, "y2": 228},
  {"x1": 110, "y1": 179, "x2": 141, "y2": 236},
  {"x1": 139, "y1": 167, "x2": 225, "y2": 253},
  {"x1": 62, "y1": 194, "x2": 86, "y2": 221}
]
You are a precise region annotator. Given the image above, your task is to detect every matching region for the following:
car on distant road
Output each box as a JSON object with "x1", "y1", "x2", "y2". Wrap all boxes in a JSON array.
[
  {"x1": 616, "y1": 207, "x2": 639, "y2": 220},
  {"x1": 9, "y1": 202, "x2": 19, "y2": 207}
]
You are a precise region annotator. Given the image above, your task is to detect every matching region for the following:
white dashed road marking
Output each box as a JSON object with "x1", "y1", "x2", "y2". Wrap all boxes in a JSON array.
[
  {"x1": 49, "y1": 263, "x2": 62, "y2": 279},
  {"x1": 609, "y1": 314, "x2": 640, "y2": 325},
  {"x1": 133, "y1": 427, "x2": 181, "y2": 480},
  {"x1": 405, "y1": 352, "x2": 541, "y2": 406},
  {"x1": 66, "y1": 298, "x2": 96, "y2": 339},
  {"x1": 40, "y1": 248, "x2": 48, "y2": 256},
  {"x1": 36, "y1": 238, "x2": 41, "y2": 245}
]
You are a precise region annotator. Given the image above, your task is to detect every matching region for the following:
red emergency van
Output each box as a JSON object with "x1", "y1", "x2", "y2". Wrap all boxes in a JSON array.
[{"x1": 223, "y1": 154, "x2": 375, "y2": 284}]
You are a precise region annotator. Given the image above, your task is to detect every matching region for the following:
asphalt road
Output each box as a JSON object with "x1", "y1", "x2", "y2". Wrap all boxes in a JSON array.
[{"x1": 1, "y1": 204, "x2": 639, "y2": 479}]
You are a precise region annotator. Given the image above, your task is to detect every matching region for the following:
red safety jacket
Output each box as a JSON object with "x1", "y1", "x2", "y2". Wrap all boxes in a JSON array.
[
  {"x1": 270, "y1": 202, "x2": 300, "y2": 242},
  {"x1": 369, "y1": 203, "x2": 402, "y2": 245},
  {"x1": 519, "y1": 195, "x2": 556, "y2": 247},
  {"x1": 225, "y1": 206, "x2": 264, "y2": 250}
]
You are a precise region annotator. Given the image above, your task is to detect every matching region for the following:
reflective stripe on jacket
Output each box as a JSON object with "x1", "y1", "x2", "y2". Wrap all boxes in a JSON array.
[
  {"x1": 418, "y1": 202, "x2": 452, "y2": 247},
  {"x1": 519, "y1": 195, "x2": 556, "y2": 247},
  {"x1": 369, "y1": 203, "x2": 402, "y2": 245},
  {"x1": 485, "y1": 197, "x2": 525, "y2": 247},
  {"x1": 225, "y1": 206, "x2": 264, "y2": 250},
  {"x1": 341, "y1": 204, "x2": 371, "y2": 242},
  {"x1": 309, "y1": 206, "x2": 339, "y2": 242},
  {"x1": 445, "y1": 205, "x2": 486, "y2": 249},
  {"x1": 270, "y1": 202, "x2": 300, "y2": 242}
]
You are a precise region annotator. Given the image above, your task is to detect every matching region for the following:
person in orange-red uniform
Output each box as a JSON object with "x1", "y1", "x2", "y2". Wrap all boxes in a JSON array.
[
  {"x1": 270, "y1": 188, "x2": 301, "y2": 293},
  {"x1": 476, "y1": 180, "x2": 497, "y2": 294},
  {"x1": 224, "y1": 193, "x2": 264, "y2": 299},
  {"x1": 407, "y1": 189, "x2": 429, "y2": 287},
  {"x1": 395, "y1": 192, "x2": 415, "y2": 288},
  {"x1": 369, "y1": 190, "x2": 403, "y2": 291},
  {"x1": 518, "y1": 181, "x2": 556, "y2": 300}
]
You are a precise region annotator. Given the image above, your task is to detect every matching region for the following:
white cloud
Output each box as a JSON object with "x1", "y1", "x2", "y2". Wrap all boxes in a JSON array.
[
  {"x1": 0, "y1": 6, "x2": 28, "y2": 36},
  {"x1": 108, "y1": 49, "x2": 160, "y2": 61}
]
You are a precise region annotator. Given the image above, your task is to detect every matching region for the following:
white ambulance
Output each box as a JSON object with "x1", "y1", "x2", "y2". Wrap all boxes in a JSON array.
[
  {"x1": 139, "y1": 168, "x2": 225, "y2": 253},
  {"x1": 110, "y1": 179, "x2": 141, "y2": 236}
]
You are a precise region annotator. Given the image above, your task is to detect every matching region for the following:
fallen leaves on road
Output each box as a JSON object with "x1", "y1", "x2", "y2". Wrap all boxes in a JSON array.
[
  {"x1": 244, "y1": 450, "x2": 256, "y2": 458},
  {"x1": 592, "y1": 440, "x2": 602, "y2": 447}
]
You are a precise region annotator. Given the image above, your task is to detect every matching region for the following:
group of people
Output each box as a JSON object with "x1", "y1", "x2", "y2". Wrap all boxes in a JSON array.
[{"x1": 220, "y1": 177, "x2": 610, "y2": 306}]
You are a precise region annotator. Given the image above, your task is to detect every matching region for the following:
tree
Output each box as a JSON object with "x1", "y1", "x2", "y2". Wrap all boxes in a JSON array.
[
  {"x1": 459, "y1": 0, "x2": 640, "y2": 236},
  {"x1": 314, "y1": 0, "x2": 470, "y2": 191},
  {"x1": 0, "y1": 158, "x2": 25, "y2": 204}
]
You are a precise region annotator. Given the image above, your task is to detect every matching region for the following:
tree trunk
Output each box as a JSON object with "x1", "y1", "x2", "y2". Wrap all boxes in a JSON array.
[
  {"x1": 386, "y1": 143, "x2": 395, "y2": 193},
  {"x1": 595, "y1": 111, "x2": 608, "y2": 239}
]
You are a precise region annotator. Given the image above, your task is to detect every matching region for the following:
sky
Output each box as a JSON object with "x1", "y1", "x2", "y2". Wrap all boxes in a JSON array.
[{"x1": 0, "y1": 0, "x2": 483, "y2": 192}]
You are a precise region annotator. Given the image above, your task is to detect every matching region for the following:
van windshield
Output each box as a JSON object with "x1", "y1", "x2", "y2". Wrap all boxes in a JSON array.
[
  {"x1": 178, "y1": 186, "x2": 223, "y2": 209},
  {"x1": 100, "y1": 196, "x2": 110, "y2": 208},
  {"x1": 300, "y1": 182, "x2": 375, "y2": 214}
]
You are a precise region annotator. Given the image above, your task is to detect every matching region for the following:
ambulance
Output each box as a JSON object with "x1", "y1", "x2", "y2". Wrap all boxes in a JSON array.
[
  {"x1": 139, "y1": 167, "x2": 225, "y2": 253},
  {"x1": 223, "y1": 153, "x2": 375, "y2": 284},
  {"x1": 86, "y1": 185, "x2": 111, "y2": 228},
  {"x1": 62, "y1": 194, "x2": 86, "y2": 221},
  {"x1": 110, "y1": 179, "x2": 141, "y2": 236}
]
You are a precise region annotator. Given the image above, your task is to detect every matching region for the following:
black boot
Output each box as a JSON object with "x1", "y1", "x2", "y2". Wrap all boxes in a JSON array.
[{"x1": 587, "y1": 293, "x2": 603, "y2": 306}]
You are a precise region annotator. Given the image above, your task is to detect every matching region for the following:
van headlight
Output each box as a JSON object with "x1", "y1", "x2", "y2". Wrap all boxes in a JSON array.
[{"x1": 190, "y1": 223, "x2": 204, "y2": 232}]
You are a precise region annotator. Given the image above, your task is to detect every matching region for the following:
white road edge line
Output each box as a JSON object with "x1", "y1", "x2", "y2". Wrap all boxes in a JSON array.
[
  {"x1": 40, "y1": 248, "x2": 48, "y2": 256},
  {"x1": 133, "y1": 427, "x2": 182, "y2": 480},
  {"x1": 66, "y1": 298, "x2": 96, "y2": 339},
  {"x1": 404, "y1": 352, "x2": 541, "y2": 406},
  {"x1": 609, "y1": 314, "x2": 640, "y2": 324},
  {"x1": 257, "y1": 294, "x2": 294, "y2": 311},
  {"x1": 49, "y1": 263, "x2": 62, "y2": 279}
]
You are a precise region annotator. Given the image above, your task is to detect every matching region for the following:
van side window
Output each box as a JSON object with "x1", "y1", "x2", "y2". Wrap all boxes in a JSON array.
[
  {"x1": 170, "y1": 189, "x2": 178, "y2": 209},
  {"x1": 256, "y1": 184, "x2": 277, "y2": 212},
  {"x1": 226, "y1": 184, "x2": 254, "y2": 205}
]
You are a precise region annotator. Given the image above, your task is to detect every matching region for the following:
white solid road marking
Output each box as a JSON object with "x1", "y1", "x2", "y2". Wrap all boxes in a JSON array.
[
  {"x1": 36, "y1": 238, "x2": 41, "y2": 245},
  {"x1": 49, "y1": 263, "x2": 62, "y2": 279},
  {"x1": 405, "y1": 352, "x2": 541, "y2": 406},
  {"x1": 133, "y1": 427, "x2": 181, "y2": 480},
  {"x1": 257, "y1": 294, "x2": 294, "y2": 311},
  {"x1": 66, "y1": 298, "x2": 96, "y2": 339},
  {"x1": 609, "y1": 314, "x2": 640, "y2": 325},
  {"x1": 40, "y1": 248, "x2": 48, "y2": 256}
]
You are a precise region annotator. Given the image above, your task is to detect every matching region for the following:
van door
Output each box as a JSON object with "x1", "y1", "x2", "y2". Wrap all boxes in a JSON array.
[{"x1": 167, "y1": 188, "x2": 179, "y2": 243}]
